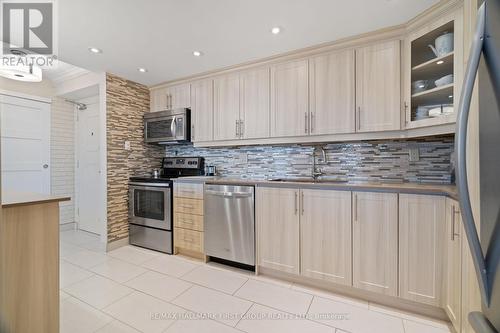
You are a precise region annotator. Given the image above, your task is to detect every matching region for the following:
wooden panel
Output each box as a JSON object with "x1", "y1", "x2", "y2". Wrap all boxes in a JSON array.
[
  {"x1": 309, "y1": 49, "x2": 355, "y2": 135},
  {"x1": 0, "y1": 203, "x2": 59, "y2": 333},
  {"x1": 270, "y1": 59, "x2": 309, "y2": 138},
  {"x1": 174, "y1": 212, "x2": 203, "y2": 231},
  {"x1": 399, "y1": 194, "x2": 446, "y2": 306},
  {"x1": 356, "y1": 40, "x2": 401, "y2": 132},
  {"x1": 174, "y1": 182, "x2": 204, "y2": 200},
  {"x1": 174, "y1": 227, "x2": 203, "y2": 253},
  {"x1": 256, "y1": 187, "x2": 300, "y2": 274},
  {"x1": 213, "y1": 73, "x2": 241, "y2": 141},
  {"x1": 444, "y1": 198, "x2": 462, "y2": 331},
  {"x1": 174, "y1": 197, "x2": 203, "y2": 215},
  {"x1": 353, "y1": 192, "x2": 398, "y2": 296},
  {"x1": 190, "y1": 79, "x2": 213, "y2": 142},
  {"x1": 240, "y1": 67, "x2": 270, "y2": 139},
  {"x1": 301, "y1": 189, "x2": 352, "y2": 285}
]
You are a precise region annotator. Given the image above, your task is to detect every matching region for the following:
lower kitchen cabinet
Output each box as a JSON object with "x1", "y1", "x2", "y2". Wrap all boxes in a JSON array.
[
  {"x1": 399, "y1": 194, "x2": 446, "y2": 306},
  {"x1": 300, "y1": 189, "x2": 352, "y2": 285},
  {"x1": 352, "y1": 192, "x2": 398, "y2": 296},
  {"x1": 256, "y1": 187, "x2": 300, "y2": 274},
  {"x1": 445, "y1": 198, "x2": 462, "y2": 331}
]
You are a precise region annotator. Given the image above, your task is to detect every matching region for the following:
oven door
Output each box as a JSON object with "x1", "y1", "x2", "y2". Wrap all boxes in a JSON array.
[
  {"x1": 144, "y1": 116, "x2": 176, "y2": 143},
  {"x1": 129, "y1": 183, "x2": 171, "y2": 230}
]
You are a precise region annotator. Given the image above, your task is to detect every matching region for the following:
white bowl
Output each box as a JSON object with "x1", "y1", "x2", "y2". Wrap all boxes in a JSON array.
[{"x1": 435, "y1": 74, "x2": 454, "y2": 87}]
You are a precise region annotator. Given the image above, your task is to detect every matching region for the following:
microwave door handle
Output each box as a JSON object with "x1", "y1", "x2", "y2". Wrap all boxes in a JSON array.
[
  {"x1": 170, "y1": 116, "x2": 177, "y2": 139},
  {"x1": 455, "y1": 2, "x2": 490, "y2": 306}
]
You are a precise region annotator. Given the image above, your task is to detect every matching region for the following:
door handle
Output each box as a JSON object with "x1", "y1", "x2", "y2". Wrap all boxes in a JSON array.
[{"x1": 455, "y1": 2, "x2": 490, "y2": 306}]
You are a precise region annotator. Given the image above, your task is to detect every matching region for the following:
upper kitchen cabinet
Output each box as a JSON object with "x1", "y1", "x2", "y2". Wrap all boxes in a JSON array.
[
  {"x1": 403, "y1": 6, "x2": 463, "y2": 129},
  {"x1": 240, "y1": 67, "x2": 270, "y2": 139},
  {"x1": 150, "y1": 83, "x2": 191, "y2": 112},
  {"x1": 399, "y1": 194, "x2": 446, "y2": 306},
  {"x1": 270, "y1": 59, "x2": 309, "y2": 138},
  {"x1": 355, "y1": 40, "x2": 401, "y2": 132},
  {"x1": 213, "y1": 73, "x2": 241, "y2": 141},
  {"x1": 190, "y1": 79, "x2": 214, "y2": 142},
  {"x1": 213, "y1": 68, "x2": 271, "y2": 141},
  {"x1": 309, "y1": 49, "x2": 356, "y2": 135}
]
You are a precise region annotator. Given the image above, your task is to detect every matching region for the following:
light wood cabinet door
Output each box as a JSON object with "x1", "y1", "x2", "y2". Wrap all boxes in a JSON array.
[
  {"x1": 256, "y1": 187, "x2": 300, "y2": 274},
  {"x1": 213, "y1": 73, "x2": 241, "y2": 141},
  {"x1": 352, "y1": 192, "x2": 398, "y2": 296},
  {"x1": 190, "y1": 79, "x2": 213, "y2": 142},
  {"x1": 399, "y1": 194, "x2": 446, "y2": 306},
  {"x1": 445, "y1": 199, "x2": 462, "y2": 331},
  {"x1": 309, "y1": 49, "x2": 355, "y2": 135},
  {"x1": 270, "y1": 59, "x2": 309, "y2": 138},
  {"x1": 356, "y1": 40, "x2": 401, "y2": 132},
  {"x1": 170, "y1": 83, "x2": 191, "y2": 109},
  {"x1": 240, "y1": 67, "x2": 270, "y2": 139},
  {"x1": 150, "y1": 87, "x2": 168, "y2": 112},
  {"x1": 301, "y1": 189, "x2": 352, "y2": 285}
]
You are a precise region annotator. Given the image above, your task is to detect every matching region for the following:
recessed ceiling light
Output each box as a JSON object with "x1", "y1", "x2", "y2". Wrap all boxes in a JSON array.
[
  {"x1": 193, "y1": 51, "x2": 203, "y2": 57},
  {"x1": 436, "y1": 60, "x2": 444, "y2": 65},
  {"x1": 449, "y1": 95, "x2": 453, "y2": 98},
  {"x1": 88, "y1": 47, "x2": 102, "y2": 54},
  {"x1": 137, "y1": 67, "x2": 148, "y2": 73},
  {"x1": 271, "y1": 26, "x2": 281, "y2": 35}
]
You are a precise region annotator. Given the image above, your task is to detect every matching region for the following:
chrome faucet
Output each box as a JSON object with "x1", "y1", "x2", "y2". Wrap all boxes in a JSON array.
[{"x1": 312, "y1": 146, "x2": 327, "y2": 179}]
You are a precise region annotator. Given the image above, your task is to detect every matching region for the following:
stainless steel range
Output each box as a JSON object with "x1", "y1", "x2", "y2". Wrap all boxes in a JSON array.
[{"x1": 128, "y1": 157, "x2": 204, "y2": 253}]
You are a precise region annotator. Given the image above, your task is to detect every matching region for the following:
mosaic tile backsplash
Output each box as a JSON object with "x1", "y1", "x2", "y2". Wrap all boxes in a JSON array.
[{"x1": 165, "y1": 135, "x2": 455, "y2": 184}]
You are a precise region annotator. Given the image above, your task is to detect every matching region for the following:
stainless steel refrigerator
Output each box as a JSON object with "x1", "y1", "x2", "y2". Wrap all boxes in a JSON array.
[{"x1": 456, "y1": 0, "x2": 500, "y2": 332}]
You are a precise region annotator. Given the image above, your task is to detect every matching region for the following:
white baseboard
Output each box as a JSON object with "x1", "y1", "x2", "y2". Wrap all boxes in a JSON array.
[{"x1": 59, "y1": 222, "x2": 76, "y2": 232}]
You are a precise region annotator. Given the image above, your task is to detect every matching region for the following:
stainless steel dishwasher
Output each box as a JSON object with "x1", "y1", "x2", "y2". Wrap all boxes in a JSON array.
[{"x1": 204, "y1": 184, "x2": 255, "y2": 266}]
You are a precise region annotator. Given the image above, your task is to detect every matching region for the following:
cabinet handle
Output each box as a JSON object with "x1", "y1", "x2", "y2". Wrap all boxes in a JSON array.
[
  {"x1": 310, "y1": 113, "x2": 315, "y2": 133},
  {"x1": 235, "y1": 120, "x2": 239, "y2": 137},
  {"x1": 451, "y1": 205, "x2": 456, "y2": 241},
  {"x1": 357, "y1": 107, "x2": 361, "y2": 131},
  {"x1": 191, "y1": 125, "x2": 195, "y2": 140},
  {"x1": 404, "y1": 102, "x2": 409, "y2": 124},
  {"x1": 240, "y1": 120, "x2": 244, "y2": 138},
  {"x1": 353, "y1": 194, "x2": 358, "y2": 222},
  {"x1": 301, "y1": 191, "x2": 304, "y2": 215},
  {"x1": 453, "y1": 206, "x2": 460, "y2": 239},
  {"x1": 304, "y1": 112, "x2": 308, "y2": 133},
  {"x1": 294, "y1": 192, "x2": 298, "y2": 215}
]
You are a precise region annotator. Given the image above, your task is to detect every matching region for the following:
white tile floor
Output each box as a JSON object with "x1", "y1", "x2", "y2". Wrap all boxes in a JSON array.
[{"x1": 60, "y1": 230, "x2": 452, "y2": 333}]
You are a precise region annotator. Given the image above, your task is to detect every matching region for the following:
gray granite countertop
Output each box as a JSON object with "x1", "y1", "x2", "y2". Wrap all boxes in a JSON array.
[{"x1": 173, "y1": 176, "x2": 457, "y2": 199}]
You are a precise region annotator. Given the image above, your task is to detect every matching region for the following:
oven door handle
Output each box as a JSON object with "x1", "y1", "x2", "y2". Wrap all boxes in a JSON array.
[
  {"x1": 129, "y1": 182, "x2": 170, "y2": 188},
  {"x1": 170, "y1": 116, "x2": 177, "y2": 139}
]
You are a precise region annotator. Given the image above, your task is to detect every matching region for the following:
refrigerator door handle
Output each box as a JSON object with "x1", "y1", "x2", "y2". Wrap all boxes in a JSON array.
[{"x1": 455, "y1": 2, "x2": 491, "y2": 306}]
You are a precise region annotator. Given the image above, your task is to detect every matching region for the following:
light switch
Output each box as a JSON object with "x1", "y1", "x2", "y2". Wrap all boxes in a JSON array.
[{"x1": 124, "y1": 141, "x2": 131, "y2": 150}]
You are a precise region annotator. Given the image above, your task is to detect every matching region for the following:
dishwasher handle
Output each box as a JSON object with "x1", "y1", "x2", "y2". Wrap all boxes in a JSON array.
[{"x1": 205, "y1": 190, "x2": 253, "y2": 198}]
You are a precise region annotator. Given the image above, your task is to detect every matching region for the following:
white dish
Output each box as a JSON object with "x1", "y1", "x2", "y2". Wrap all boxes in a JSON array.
[{"x1": 435, "y1": 74, "x2": 454, "y2": 87}]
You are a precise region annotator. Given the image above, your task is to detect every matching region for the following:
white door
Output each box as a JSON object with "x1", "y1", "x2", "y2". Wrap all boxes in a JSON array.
[
  {"x1": 0, "y1": 94, "x2": 50, "y2": 194},
  {"x1": 76, "y1": 101, "x2": 101, "y2": 234}
]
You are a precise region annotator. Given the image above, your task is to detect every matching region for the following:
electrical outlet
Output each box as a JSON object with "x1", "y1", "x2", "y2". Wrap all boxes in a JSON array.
[
  {"x1": 409, "y1": 147, "x2": 420, "y2": 162},
  {"x1": 124, "y1": 141, "x2": 131, "y2": 150},
  {"x1": 238, "y1": 153, "x2": 248, "y2": 164}
]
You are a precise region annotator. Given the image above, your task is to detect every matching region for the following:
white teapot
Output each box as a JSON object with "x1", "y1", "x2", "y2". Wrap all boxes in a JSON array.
[{"x1": 428, "y1": 32, "x2": 454, "y2": 57}]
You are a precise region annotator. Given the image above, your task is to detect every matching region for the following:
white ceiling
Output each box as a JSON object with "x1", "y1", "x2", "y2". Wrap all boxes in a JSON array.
[{"x1": 58, "y1": 0, "x2": 439, "y2": 86}]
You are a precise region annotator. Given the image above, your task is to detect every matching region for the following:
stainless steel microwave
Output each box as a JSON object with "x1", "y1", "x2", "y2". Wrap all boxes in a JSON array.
[{"x1": 144, "y1": 108, "x2": 190, "y2": 144}]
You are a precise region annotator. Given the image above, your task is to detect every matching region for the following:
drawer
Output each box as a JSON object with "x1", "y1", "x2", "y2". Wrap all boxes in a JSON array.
[
  {"x1": 174, "y1": 227, "x2": 203, "y2": 253},
  {"x1": 174, "y1": 183, "x2": 204, "y2": 199},
  {"x1": 174, "y1": 197, "x2": 203, "y2": 215},
  {"x1": 174, "y1": 212, "x2": 203, "y2": 231}
]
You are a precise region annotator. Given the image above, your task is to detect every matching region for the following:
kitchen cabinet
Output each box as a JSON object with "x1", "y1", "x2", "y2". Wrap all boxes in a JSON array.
[
  {"x1": 399, "y1": 194, "x2": 445, "y2": 306},
  {"x1": 270, "y1": 59, "x2": 309, "y2": 138},
  {"x1": 190, "y1": 79, "x2": 214, "y2": 142},
  {"x1": 256, "y1": 187, "x2": 300, "y2": 274},
  {"x1": 309, "y1": 49, "x2": 356, "y2": 135},
  {"x1": 356, "y1": 40, "x2": 401, "y2": 132},
  {"x1": 213, "y1": 68, "x2": 271, "y2": 141},
  {"x1": 445, "y1": 198, "x2": 462, "y2": 331},
  {"x1": 150, "y1": 83, "x2": 190, "y2": 112},
  {"x1": 213, "y1": 73, "x2": 241, "y2": 141},
  {"x1": 301, "y1": 189, "x2": 352, "y2": 285},
  {"x1": 352, "y1": 192, "x2": 398, "y2": 296},
  {"x1": 240, "y1": 67, "x2": 270, "y2": 139}
]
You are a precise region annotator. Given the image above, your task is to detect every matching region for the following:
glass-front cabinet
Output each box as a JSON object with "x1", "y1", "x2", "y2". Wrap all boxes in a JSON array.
[{"x1": 403, "y1": 6, "x2": 463, "y2": 129}]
